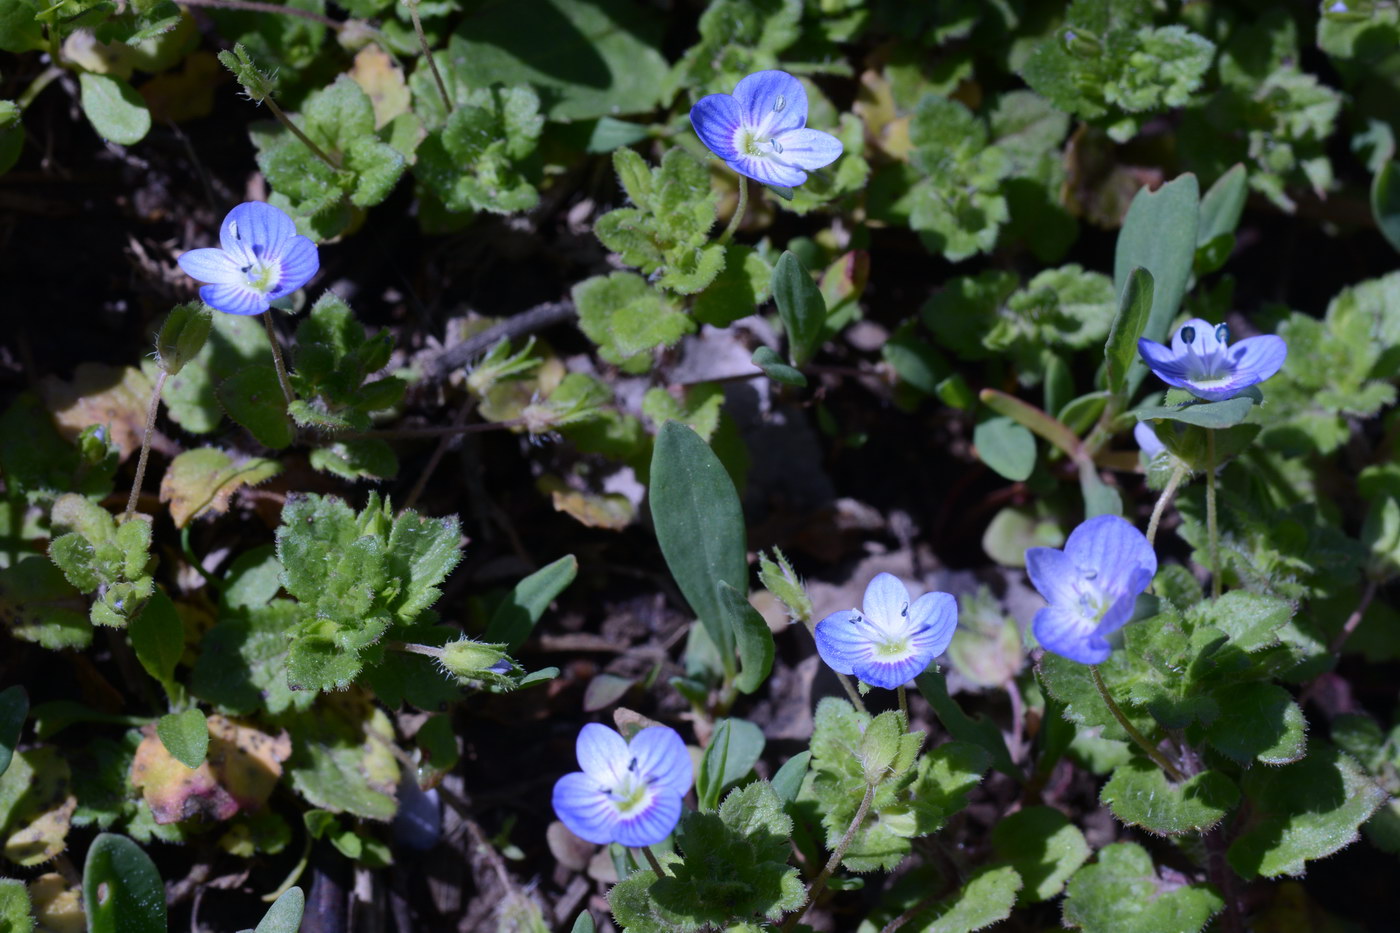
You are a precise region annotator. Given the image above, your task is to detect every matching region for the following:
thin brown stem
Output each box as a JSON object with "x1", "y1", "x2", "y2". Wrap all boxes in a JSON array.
[
  {"x1": 179, "y1": 0, "x2": 344, "y2": 30},
  {"x1": 1206, "y1": 428, "x2": 1222, "y2": 598},
  {"x1": 1329, "y1": 577, "x2": 1379, "y2": 656},
  {"x1": 262, "y1": 96, "x2": 342, "y2": 170},
  {"x1": 403, "y1": 397, "x2": 476, "y2": 510},
  {"x1": 716, "y1": 176, "x2": 747, "y2": 246},
  {"x1": 345, "y1": 419, "x2": 522, "y2": 440},
  {"x1": 262, "y1": 313, "x2": 297, "y2": 408},
  {"x1": 781, "y1": 782, "x2": 876, "y2": 932},
  {"x1": 897, "y1": 684, "x2": 908, "y2": 724},
  {"x1": 1091, "y1": 665, "x2": 1186, "y2": 782},
  {"x1": 638, "y1": 846, "x2": 667, "y2": 878},
  {"x1": 123, "y1": 370, "x2": 168, "y2": 522},
  {"x1": 406, "y1": 0, "x2": 452, "y2": 115},
  {"x1": 1146, "y1": 461, "x2": 1188, "y2": 548}
]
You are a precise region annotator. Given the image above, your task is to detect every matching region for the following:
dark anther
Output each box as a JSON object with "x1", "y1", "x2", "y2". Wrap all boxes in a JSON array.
[
  {"x1": 1180, "y1": 325, "x2": 1196, "y2": 345},
  {"x1": 628, "y1": 757, "x2": 638, "y2": 772},
  {"x1": 1215, "y1": 323, "x2": 1230, "y2": 344}
]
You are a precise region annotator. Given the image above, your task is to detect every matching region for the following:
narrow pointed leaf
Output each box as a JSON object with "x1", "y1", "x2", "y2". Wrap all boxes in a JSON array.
[{"x1": 1104, "y1": 266, "x2": 1154, "y2": 398}]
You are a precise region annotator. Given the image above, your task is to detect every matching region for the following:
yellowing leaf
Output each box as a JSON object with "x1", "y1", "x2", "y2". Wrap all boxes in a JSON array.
[
  {"x1": 0, "y1": 748, "x2": 75, "y2": 867},
  {"x1": 350, "y1": 46, "x2": 410, "y2": 129},
  {"x1": 28, "y1": 873, "x2": 85, "y2": 933},
  {"x1": 129, "y1": 715, "x2": 290, "y2": 824},
  {"x1": 159, "y1": 447, "x2": 281, "y2": 528},
  {"x1": 538, "y1": 476, "x2": 635, "y2": 530},
  {"x1": 40, "y1": 363, "x2": 153, "y2": 461}
]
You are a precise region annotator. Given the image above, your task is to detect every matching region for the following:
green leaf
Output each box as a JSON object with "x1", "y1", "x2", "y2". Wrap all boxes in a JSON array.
[
  {"x1": 0, "y1": 556, "x2": 92, "y2": 650},
  {"x1": 447, "y1": 0, "x2": 668, "y2": 120},
  {"x1": 287, "y1": 702, "x2": 398, "y2": 821},
  {"x1": 128, "y1": 590, "x2": 184, "y2": 688},
  {"x1": 1197, "y1": 164, "x2": 1248, "y2": 248},
  {"x1": 696, "y1": 718, "x2": 765, "y2": 812},
  {"x1": 0, "y1": 686, "x2": 25, "y2": 778},
  {"x1": 1100, "y1": 759, "x2": 1239, "y2": 835},
  {"x1": 1227, "y1": 743, "x2": 1387, "y2": 879},
  {"x1": 1203, "y1": 683, "x2": 1306, "y2": 765},
  {"x1": 875, "y1": 865, "x2": 1022, "y2": 933},
  {"x1": 770, "y1": 751, "x2": 809, "y2": 805},
  {"x1": 155, "y1": 303, "x2": 213, "y2": 376},
  {"x1": 217, "y1": 366, "x2": 293, "y2": 449},
  {"x1": 717, "y1": 582, "x2": 774, "y2": 695},
  {"x1": 0, "y1": 878, "x2": 33, "y2": 933},
  {"x1": 573, "y1": 272, "x2": 694, "y2": 372},
  {"x1": 191, "y1": 599, "x2": 311, "y2": 716},
  {"x1": 1114, "y1": 174, "x2": 1200, "y2": 395},
  {"x1": 973, "y1": 417, "x2": 1036, "y2": 482},
  {"x1": 1186, "y1": 591, "x2": 1293, "y2": 653},
  {"x1": 156, "y1": 708, "x2": 209, "y2": 769},
  {"x1": 252, "y1": 887, "x2": 304, "y2": 933},
  {"x1": 915, "y1": 671, "x2": 1019, "y2": 779},
  {"x1": 83, "y1": 833, "x2": 167, "y2": 933},
  {"x1": 155, "y1": 312, "x2": 270, "y2": 435},
  {"x1": 694, "y1": 245, "x2": 772, "y2": 327},
  {"x1": 78, "y1": 73, "x2": 151, "y2": 146},
  {"x1": 568, "y1": 910, "x2": 595, "y2": 933},
  {"x1": 1135, "y1": 393, "x2": 1258, "y2": 429},
  {"x1": 1373, "y1": 159, "x2": 1400, "y2": 254},
  {"x1": 649, "y1": 421, "x2": 747, "y2": 675},
  {"x1": 484, "y1": 555, "x2": 577, "y2": 653},
  {"x1": 991, "y1": 806, "x2": 1089, "y2": 903},
  {"x1": 750, "y1": 347, "x2": 807, "y2": 388},
  {"x1": 771, "y1": 252, "x2": 827, "y2": 367},
  {"x1": 1104, "y1": 267, "x2": 1154, "y2": 398},
  {"x1": 1063, "y1": 842, "x2": 1223, "y2": 933}
]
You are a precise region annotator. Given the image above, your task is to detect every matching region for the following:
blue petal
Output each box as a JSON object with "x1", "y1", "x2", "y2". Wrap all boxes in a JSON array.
[
  {"x1": 552, "y1": 771, "x2": 619, "y2": 845},
  {"x1": 576, "y1": 723, "x2": 628, "y2": 785},
  {"x1": 1062, "y1": 515, "x2": 1156, "y2": 600},
  {"x1": 1228, "y1": 334, "x2": 1287, "y2": 387},
  {"x1": 770, "y1": 128, "x2": 842, "y2": 171},
  {"x1": 852, "y1": 652, "x2": 931, "y2": 690},
  {"x1": 1025, "y1": 545, "x2": 1077, "y2": 606},
  {"x1": 267, "y1": 235, "x2": 320, "y2": 299},
  {"x1": 1033, "y1": 605, "x2": 1109, "y2": 664},
  {"x1": 178, "y1": 248, "x2": 242, "y2": 285},
  {"x1": 629, "y1": 726, "x2": 693, "y2": 798},
  {"x1": 1134, "y1": 422, "x2": 1166, "y2": 459},
  {"x1": 724, "y1": 154, "x2": 807, "y2": 187},
  {"x1": 1171, "y1": 318, "x2": 1222, "y2": 356},
  {"x1": 862, "y1": 572, "x2": 911, "y2": 631},
  {"x1": 200, "y1": 283, "x2": 269, "y2": 316},
  {"x1": 1094, "y1": 589, "x2": 1143, "y2": 641},
  {"x1": 690, "y1": 93, "x2": 743, "y2": 161},
  {"x1": 813, "y1": 609, "x2": 876, "y2": 675},
  {"x1": 1137, "y1": 338, "x2": 1191, "y2": 388},
  {"x1": 908, "y1": 591, "x2": 958, "y2": 658},
  {"x1": 731, "y1": 70, "x2": 807, "y2": 138},
  {"x1": 220, "y1": 201, "x2": 296, "y2": 261},
  {"x1": 613, "y1": 790, "x2": 682, "y2": 848}
]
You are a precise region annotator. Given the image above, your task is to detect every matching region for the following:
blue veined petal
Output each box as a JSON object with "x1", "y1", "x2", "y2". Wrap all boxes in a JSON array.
[
  {"x1": 1170, "y1": 317, "x2": 1221, "y2": 356},
  {"x1": 813, "y1": 609, "x2": 876, "y2": 675},
  {"x1": 1062, "y1": 515, "x2": 1156, "y2": 601},
  {"x1": 575, "y1": 723, "x2": 629, "y2": 785},
  {"x1": 724, "y1": 154, "x2": 807, "y2": 187},
  {"x1": 690, "y1": 93, "x2": 744, "y2": 161},
  {"x1": 1093, "y1": 589, "x2": 1143, "y2": 642},
  {"x1": 200, "y1": 282, "x2": 269, "y2": 316},
  {"x1": 266, "y1": 235, "x2": 320, "y2": 299},
  {"x1": 220, "y1": 201, "x2": 297, "y2": 260},
  {"x1": 770, "y1": 128, "x2": 843, "y2": 171},
  {"x1": 1227, "y1": 334, "x2": 1287, "y2": 387},
  {"x1": 852, "y1": 651, "x2": 931, "y2": 690},
  {"x1": 1134, "y1": 422, "x2": 1166, "y2": 459},
  {"x1": 730, "y1": 70, "x2": 807, "y2": 139},
  {"x1": 908, "y1": 591, "x2": 958, "y2": 658},
  {"x1": 1137, "y1": 338, "x2": 1192, "y2": 388},
  {"x1": 613, "y1": 789, "x2": 682, "y2": 848},
  {"x1": 178, "y1": 248, "x2": 243, "y2": 285},
  {"x1": 1033, "y1": 604, "x2": 1109, "y2": 664},
  {"x1": 552, "y1": 771, "x2": 620, "y2": 845},
  {"x1": 862, "y1": 572, "x2": 911, "y2": 631},
  {"x1": 1024, "y1": 545, "x2": 1078, "y2": 607},
  {"x1": 629, "y1": 726, "x2": 693, "y2": 798}
]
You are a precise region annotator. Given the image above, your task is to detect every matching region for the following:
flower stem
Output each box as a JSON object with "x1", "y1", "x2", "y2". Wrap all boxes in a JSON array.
[
  {"x1": 263, "y1": 312, "x2": 297, "y2": 409},
  {"x1": 1146, "y1": 461, "x2": 1188, "y2": 548},
  {"x1": 897, "y1": 684, "x2": 909, "y2": 725},
  {"x1": 638, "y1": 845, "x2": 667, "y2": 878},
  {"x1": 716, "y1": 176, "x2": 747, "y2": 246},
  {"x1": 17, "y1": 65, "x2": 62, "y2": 112},
  {"x1": 1090, "y1": 665, "x2": 1186, "y2": 782},
  {"x1": 781, "y1": 781, "x2": 876, "y2": 932},
  {"x1": 1206, "y1": 428, "x2": 1221, "y2": 599},
  {"x1": 262, "y1": 95, "x2": 342, "y2": 171},
  {"x1": 406, "y1": 0, "x2": 452, "y2": 116},
  {"x1": 122, "y1": 370, "x2": 168, "y2": 523},
  {"x1": 799, "y1": 617, "x2": 867, "y2": 714}
]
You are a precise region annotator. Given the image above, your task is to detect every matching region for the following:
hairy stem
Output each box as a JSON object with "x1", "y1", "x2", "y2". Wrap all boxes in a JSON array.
[
  {"x1": 262, "y1": 312, "x2": 297, "y2": 409},
  {"x1": 781, "y1": 782, "x2": 876, "y2": 932},
  {"x1": 1206, "y1": 428, "x2": 1221, "y2": 599},
  {"x1": 123, "y1": 370, "x2": 168, "y2": 523},
  {"x1": 716, "y1": 176, "x2": 747, "y2": 246},
  {"x1": 1091, "y1": 665, "x2": 1186, "y2": 782},
  {"x1": 638, "y1": 845, "x2": 667, "y2": 878},
  {"x1": 1146, "y1": 461, "x2": 1188, "y2": 548},
  {"x1": 406, "y1": 0, "x2": 452, "y2": 115},
  {"x1": 262, "y1": 96, "x2": 342, "y2": 170},
  {"x1": 1329, "y1": 577, "x2": 1380, "y2": 655},
  {"x1": 897, "y1": 684, "x2": 909, "y2": 724}
]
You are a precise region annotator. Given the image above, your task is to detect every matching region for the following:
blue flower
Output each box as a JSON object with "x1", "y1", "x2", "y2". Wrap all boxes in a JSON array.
[
  {"x1": 814, "y1": 573, "x2": 957, "y2": 689},
  {"x1": 552, "y1": 723, "x2": 692, "y2": 847},
  {"x1": 1137, "y1": 318, "x2": 1287, "y2": 402},
  {"x1": 177, "y1": 202, "x2": 319, "y2": 316},
  {"x1": 1025, "y1": 515, "x2": 1157, "y2": 665},
  {"x1": 689, "y1": 70, "x2": 844, "y2": 188},
  {"x1": 1134, "y1": 422, "x2": 1166, "y2": 460}
]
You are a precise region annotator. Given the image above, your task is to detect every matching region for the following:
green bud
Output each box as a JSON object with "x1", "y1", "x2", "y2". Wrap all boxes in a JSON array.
[
  {"x1": 438, "y1": 638, "x2": 511, "y2": 681},
  {"x1": 757, "y1": 548, "x2": 814, "y2": 623},
  {"x1": 156, "y1": 302, "x2": 213, "y2": 376},
  {"x1": 217, "y1": 43, "x2": 276, "y2": 103},
  {"x1": 861, "y1": 711, "x2": 906, "y2": 784}
]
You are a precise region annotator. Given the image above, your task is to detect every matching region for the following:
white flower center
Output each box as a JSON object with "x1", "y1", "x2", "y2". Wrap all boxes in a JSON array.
[
  {"x1": 239, "y1": 249, "x2": 281, "y2": 295},
  {"x1": 1072, "y1": 567, "x2": 1112, "y2": 622},
  {"x1": 600, "y1": 758, "x2": 656, "y2": 816},
  {"x1": 738, "y1": 127, "x2": 783, "y2": 158}
]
